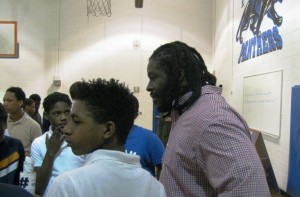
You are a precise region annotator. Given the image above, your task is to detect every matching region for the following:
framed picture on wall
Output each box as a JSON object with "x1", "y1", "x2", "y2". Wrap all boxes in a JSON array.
[{"x1": 0, "y1": 21, "x2": 18, "y2": 58}]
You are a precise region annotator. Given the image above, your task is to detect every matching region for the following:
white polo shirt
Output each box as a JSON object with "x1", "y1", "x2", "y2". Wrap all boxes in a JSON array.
[
  {"x1": 46, "y1": 149, "x2": 166, "y2": 197},
  {"x1": 31, "y1": 129, "x2": 85, "y2": 195}
]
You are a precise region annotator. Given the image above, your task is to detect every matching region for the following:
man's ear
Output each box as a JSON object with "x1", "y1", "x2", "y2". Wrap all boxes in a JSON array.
[
  {"x1": 178, "y1": 68, "x2": 185, "y2": 81},
  {"x1": 18, "y1": 100, "x2": 24, "y2": 109},
  {"x1": 43, "y1": 112, "x2": 49, "y2": 120},
  {"x1": 103, "y1": 121, "x2": 115, "y2": 139},
  {"x1": 178, "y1": 68, "x2": 189, "y2": 93}
]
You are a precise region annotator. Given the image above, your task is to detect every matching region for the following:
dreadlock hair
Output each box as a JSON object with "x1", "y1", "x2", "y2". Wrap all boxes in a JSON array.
[
  {"x1": 69, "y1": 78, "x2": 135, "y2": 145},
  {"x1": 0, "y1": 102, "x2": 8, "y2": 124},
  {"x1": 43, "y1": 92, "x2": 72, "y2": 113},
  {"x1": 150, "y1": 41, "x2": 216, "y2": 113},
  {"x1": 6, "y1": 87, "x2": 26, "y2": 103}
]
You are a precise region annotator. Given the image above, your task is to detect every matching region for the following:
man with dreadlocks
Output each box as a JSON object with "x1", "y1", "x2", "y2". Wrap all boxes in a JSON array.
[{"x1": 146, "y1": 41, "x2": 270, "y2": 196}]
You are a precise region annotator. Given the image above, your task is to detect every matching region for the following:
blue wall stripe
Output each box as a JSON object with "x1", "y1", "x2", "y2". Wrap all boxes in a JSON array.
[{"x1": 287, "y1": 85, "x2": 300, "y2": 196}]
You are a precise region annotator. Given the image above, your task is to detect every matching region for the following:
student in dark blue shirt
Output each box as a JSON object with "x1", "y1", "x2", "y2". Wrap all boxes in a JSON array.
[
  {"x1": 0, "y1": 102, "x2": 25, "y2": 185},
  {"x1": 0, "y1": 183, "x2": 33, "y2": 197}
]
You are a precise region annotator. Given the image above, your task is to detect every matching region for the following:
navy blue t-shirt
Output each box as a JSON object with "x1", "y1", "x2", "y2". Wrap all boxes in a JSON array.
[
  {"x1": 0, "y1": 136, "x2": 25, "y2": 185},
  {"x1": 0, "y1": 183, "x2": 33, "y2": 197}
]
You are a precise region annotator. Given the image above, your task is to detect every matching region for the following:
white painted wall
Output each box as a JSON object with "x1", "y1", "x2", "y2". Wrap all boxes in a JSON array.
[
  {"x1": 214, "y1": 0, "x2": 300, "y2": 192},
  {"x1": 0, "y1": 0, "x2": 214, "y2": 129},
  {"x1": 2, "y1": 0, "x2": 296, "y2": 193}
]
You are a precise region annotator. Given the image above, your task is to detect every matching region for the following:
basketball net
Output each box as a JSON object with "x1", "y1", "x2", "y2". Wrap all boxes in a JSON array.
[{"x1": 87, "y1": 0, "x2": 111, "y2": 17}]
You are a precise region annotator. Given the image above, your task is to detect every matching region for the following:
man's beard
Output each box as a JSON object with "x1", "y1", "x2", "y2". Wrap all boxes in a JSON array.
[{"x1": 157, "y1": 79, "x2": 178, "y2": 113}]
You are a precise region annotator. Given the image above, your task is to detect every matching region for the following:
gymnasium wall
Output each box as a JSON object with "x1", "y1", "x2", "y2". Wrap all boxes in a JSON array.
[
  {"x1": 214, "y1": 0, "x2": 300, "y2": 191},
  {"x1": 0, "y1": 0, "x2": 214, "y2": 128}
]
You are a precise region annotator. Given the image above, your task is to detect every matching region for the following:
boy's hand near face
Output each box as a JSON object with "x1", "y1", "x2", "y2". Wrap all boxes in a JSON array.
[{"x1": 46, "y1": 126, "x2": 65, "y2": 158}]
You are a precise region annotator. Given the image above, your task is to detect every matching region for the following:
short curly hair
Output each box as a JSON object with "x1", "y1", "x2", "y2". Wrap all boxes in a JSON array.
[
  {"x1": 29, "y1": 94, "x2": 41, "y2": 102},
  {"x1": 69, "y1": 78, "x2": 135, "y2": 145},
  {"x1": 6, "y1": 87, "x2": 26, "y2": 103},
  {"x1": 43, "y1": 92, "x2": 72, "y2": 113},
  {"x1": 0, "y1": 102, "x2": 8, "y2": 123},
  {"x1": 24, "y1": 98, "x2": 35, "y2": 107}
]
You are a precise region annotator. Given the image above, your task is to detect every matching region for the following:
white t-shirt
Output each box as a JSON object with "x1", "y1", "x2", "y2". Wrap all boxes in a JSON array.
[
  {"x1": 31, "y1": 129, "x2": 85, "y2": 195},
  {"x1": 46, "y1": 149, "x2": 166, "y2": 197},
  {"x1": 4, "y1": 129, "x2": 9, "y2": 136}
]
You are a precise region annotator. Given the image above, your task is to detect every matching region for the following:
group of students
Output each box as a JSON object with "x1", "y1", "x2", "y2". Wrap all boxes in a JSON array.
[
  {"x1": 1, "y1": 41, "x2": 272, "y2": 197},
  {"x1": 1, "y1": 87, "x2": 165, "y2": 196}
]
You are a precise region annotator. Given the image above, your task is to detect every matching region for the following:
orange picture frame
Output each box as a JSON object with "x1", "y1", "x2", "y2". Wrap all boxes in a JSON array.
[{"x1": 0, "y1": 21, "x2": 17, "y2": 58}]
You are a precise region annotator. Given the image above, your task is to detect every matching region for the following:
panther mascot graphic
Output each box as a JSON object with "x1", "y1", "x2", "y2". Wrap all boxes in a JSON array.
[{"x1": 236, "y1": 0, "x2": 283, "y2": 44}]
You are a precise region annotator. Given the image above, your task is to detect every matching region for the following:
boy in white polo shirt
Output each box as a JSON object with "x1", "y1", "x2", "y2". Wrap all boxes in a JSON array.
[
  {"x1": 31, "y1": 92, "x2": 85, "y2": 196},
  {"x1": 46, "y1": 78, "x2": 166, "y2": 197}
]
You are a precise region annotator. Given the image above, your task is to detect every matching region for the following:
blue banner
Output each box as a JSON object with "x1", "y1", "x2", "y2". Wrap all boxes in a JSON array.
[{"x1": 287, "y1": 85, "x2": 300, "y2": 196}]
